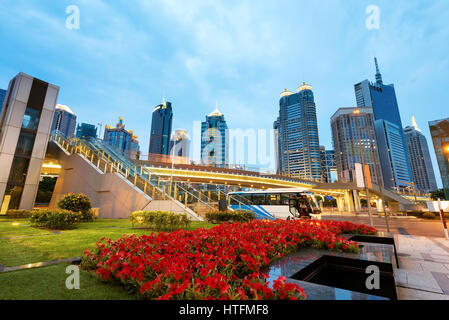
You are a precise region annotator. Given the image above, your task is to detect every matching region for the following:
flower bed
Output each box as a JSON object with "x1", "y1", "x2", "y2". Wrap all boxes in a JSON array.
[{"x1": 82, "y1": 219, "x2": 376, "y2": 300}]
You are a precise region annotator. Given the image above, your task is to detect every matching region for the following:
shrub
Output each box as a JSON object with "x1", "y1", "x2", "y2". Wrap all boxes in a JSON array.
[
  {"x1": 130, "y1": 211, "x2": 191, "y2": 231},
  {"x1": 30, "y1": 209, "x2": 79, "y2": 230},
  {"x1": 5, "y1": 210, "x2": 34, "y2": 219},
  {"x1": 422, "y1": 212, "x2": 436, "y2": 220},
  {"x1": 205, "y1": 210, "x2": 255, "y2": 224},
  {"x1": 58, "y1": 193, "x2": 94, "y2": 222}
]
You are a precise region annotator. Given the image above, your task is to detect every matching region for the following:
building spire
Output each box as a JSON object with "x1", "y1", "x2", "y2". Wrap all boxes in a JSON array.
[
  {"x1": 412, "y1": 116, "x2": 420, "y2": 131},
  {"x1": 374, "y1": 56, "x2": 383, "y2": 85}
]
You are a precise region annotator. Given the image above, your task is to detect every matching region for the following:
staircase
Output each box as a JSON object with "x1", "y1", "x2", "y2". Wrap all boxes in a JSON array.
[{"x1": 49, "y1": 132, "x2": 216, "y2": 221}]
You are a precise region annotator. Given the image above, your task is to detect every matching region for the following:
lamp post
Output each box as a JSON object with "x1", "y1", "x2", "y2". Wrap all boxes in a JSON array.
[
  {"x1": 169, "y1": 132, "x2": 180, "y2": 197},
  {"x1": 354, "y1": 109, "x2": 374, "y2": 227},
  {"x1": 370, "y1": 141, "x2": 390, "y2": 232}
]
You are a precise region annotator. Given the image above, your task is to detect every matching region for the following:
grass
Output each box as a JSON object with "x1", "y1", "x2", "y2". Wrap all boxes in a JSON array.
[
  {"x1": 0, "y1": 218, "x2": 215, "y2": 267},
  {"x1": 0, "y1": 218, "x2": 215, "y2": 300},
  {"x1": 0, "y1": 263, "x2": 134, "y2": 300}
]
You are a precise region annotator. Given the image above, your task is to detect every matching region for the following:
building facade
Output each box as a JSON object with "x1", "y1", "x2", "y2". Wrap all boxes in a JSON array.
[
  {"x1": 320, "y1": 147, "x2": 337, "y2": 183},
  {"x1": 104, "y1": 117, "x2": 140, "y2": 160},
  {"x1": 51, "y1": 104, "x2": 77, "y2": 138},
  {"x1": 0, "y1": 73, "x2": 59, "y2": 212},
  {"x1": 429, "y1": 118, "x2": 449, "y2": 199},
  {"x1": 275, "y1": 83, "x2": 322, "y2": 180},
  {"x1": 76, "y1": 123, "x2": 97, "y2": 140},
  {"x1": 331, "y1": 107, "x2": 383, "y2": 186},
  {"x1": 354, "y1": 57, "x2": 413, "y2": 190},
  {"x1": 0, "y1": 89, "x2": 6, "y2": 114},
  {"x1": 170, "y1": 129, "x2": 190, "y2": 159},
  {"x1": 149, "y1": 99, "x2": 173, "y2": 156},
  {"x1": 404, "y1": 117, "x2": 438, "y2": 193},
  {"x1": 201, "y1": 108, "x2": 228, "y2": 166}
]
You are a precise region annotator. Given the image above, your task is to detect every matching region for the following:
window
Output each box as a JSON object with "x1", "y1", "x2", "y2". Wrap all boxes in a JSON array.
[
  {"x1": 22, "y1": 107, "x2": 41, "y2": 130},
  {"x1": 15, "y1": 131, "x2": 36, "y2": 157},
  {"x1": 7, "y1": 157, "x2": 30, "y2": 185}
]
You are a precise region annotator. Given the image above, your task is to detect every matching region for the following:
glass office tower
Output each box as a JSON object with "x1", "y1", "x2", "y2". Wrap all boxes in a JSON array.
[
  {"x1": 354, "y1": 58, "x2": 413, "y2": 190},
  {"x1": 275, "y1": 83, "x2": 321, "y2": 180},
  {"x1": 76, "y1": 123, "x2": 97, "y2": 139},
  {"x1": 429, "y1": 118, "x2": 449, "y2": 199},
  {"x1": 104, "y1": 117, "x2": 140, "y2": 160},
  {"x1": 0, "y1": 89, "x2": 6, "y2": 114},
  {"x1": 404, "y1": 117, "x2": 438, "y2": 193},
  {"x1": 51, "y1": 104, "x2": 77, "y2": 138},
  {"x1": 149, "y1": 99, "x2": 173, "y2": 156},
  {"x1": 201, "y1": 108, "x2": 228, "y2": 166},
  {"x1": 320, "y1": 147, "x2": 337, "y2": 183},
  {"x1": 331, "y1": 107, "x2": 383, "y2": 186}
]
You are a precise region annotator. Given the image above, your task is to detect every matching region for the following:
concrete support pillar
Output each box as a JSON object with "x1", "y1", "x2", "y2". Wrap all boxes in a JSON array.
[
  {"x1": 376, "y1": 199, "x2": 384, "y2": 213},
  {"x1": 336, "y1": 197, "x2": 345, "y2": 212},
  {"x1": 353, "y1": 190, "x2": 361, "y2": 212},
  {"x1": 344, "y1": 191, "x2": 355, "y2": 213}
]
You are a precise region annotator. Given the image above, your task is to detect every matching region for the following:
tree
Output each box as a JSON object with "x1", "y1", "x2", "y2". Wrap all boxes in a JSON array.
[{"x1": 430, "y1": 189, "x2": 446, "y2": 201}]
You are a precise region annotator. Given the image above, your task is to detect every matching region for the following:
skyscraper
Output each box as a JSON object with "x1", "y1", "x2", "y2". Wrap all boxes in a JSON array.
[
  {"x1": 404, "y1": 117, "x2": 438, "y2": 193},
  {"x1": 354, "y1": 58, "x2": 413, "y2": 190},
  {"x1": 51, "y1": 104, "x2": 77, "y2": 138},
  {"x1": 149, "y1": 99, "x2": 172, "y2": 156},
  {"x1": 104, "y1": 117, "x2": 140, "y2": 160},
  {"x1": 76, "y1": 123, "x2": 97, "y2": 140},
  {"x1": 331, "y1": 107, "x2": 383, "y2": 185},
  {"x1": 0, "y1": 89, "x2": 6, "y2": 114},
  {"x1": 320, "y1": 147, "x2": 337, "y2": 183},
  {"x1": 170, "y1": 129, "x2": 190, "y2": 159},
  {"x1": 429, "y1": 118, "x2": 449, "y2": 199},
  {"x1": 275, "y1": 83, "x2": 321, "y2": 180},
  {"x1": 201, "y1": 108, "x2": 228, "y2": 166}
]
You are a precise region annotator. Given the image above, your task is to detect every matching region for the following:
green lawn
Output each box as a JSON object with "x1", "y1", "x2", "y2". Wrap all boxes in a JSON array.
[
  {"x1": 0, "y1": 263, "x2": 134, "y2": 300},
  {"x1": 0, "y1": 218, "x2": 214, "y2": 267},
  {"x1": 0, "y1": 218, "x2": 214, "y2": 300}
]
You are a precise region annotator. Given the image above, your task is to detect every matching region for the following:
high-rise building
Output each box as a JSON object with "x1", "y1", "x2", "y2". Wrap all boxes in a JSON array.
[
  {"x1": 429, "y1": 118, "x2": 449, "y2": 199},
  {"x1": 149, "y1": 99, "x2": 173, "y2": 156},
  {"x1": 0, "y1": 89, "x2": 6, "y2": 114},
  {"x1": 76, "y1": 123, "x2": 97, "y2": 140},
  {"x1": 275, "y1": 83, "x2": 321, "y2": 180},
  {"x1": 404, "y1": 117, "x2": 438, "y2": 193},
  {"x1": 170, "y1": 129, "x2": 190, "y2": 158},
  {"x1": 354, "y1": 57, "x2": 413, "y2": 190},
  {"x1": 51, "y1": 104, "x2": 77, "y2": 138},
  {"x1": 0, "y1": 73, "x2": 59, "y2": 211},
  {"x1": 331, "y1": 107, "x2": 383, "y2": 185},
  {"x1": 320, "y1": 147, "x2": 337, "y2": 183},
  {"x1": 201, "y1": 108, "x2": 228, "y2": 166},
  {"x1": 104, "y1": 117, "x2": 140, "y2": 160}
]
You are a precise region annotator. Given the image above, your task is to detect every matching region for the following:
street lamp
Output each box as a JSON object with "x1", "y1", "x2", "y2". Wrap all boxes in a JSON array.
[{"x1": 354, "y1": 108, "x2": 374, "y2": 227}]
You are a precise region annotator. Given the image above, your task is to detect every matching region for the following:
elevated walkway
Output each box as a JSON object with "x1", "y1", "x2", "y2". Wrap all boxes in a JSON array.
[{"x1": 48, "y1": 133, "x2": 204, "y2": 220}]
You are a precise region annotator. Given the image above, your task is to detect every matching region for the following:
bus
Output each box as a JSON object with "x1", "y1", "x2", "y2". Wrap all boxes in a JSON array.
[{"x1": 227, "y1": 188, "x2": 322, "y2": 220}]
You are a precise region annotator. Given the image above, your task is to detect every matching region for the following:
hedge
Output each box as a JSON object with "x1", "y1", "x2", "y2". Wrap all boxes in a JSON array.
[
  {"x1": 58, "y1": 193, "x2": 94, "y2": 222},
  {"x1": 4, "y1": 210, "x2": 35, "y2": 219},
  {"x1": 130, "y1": 211, "x2": 191, "y2": 231},
  {"x1": 30, "y1": 209, "x2": 80, "y2": 230},
  {"x1": 205, "y1": 210, "x2": 255, "y2": 224}
]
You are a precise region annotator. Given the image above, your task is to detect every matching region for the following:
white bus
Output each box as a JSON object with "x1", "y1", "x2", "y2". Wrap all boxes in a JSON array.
[{"x1": 228, "y1": 188, "x2": 322, "y2": 220}]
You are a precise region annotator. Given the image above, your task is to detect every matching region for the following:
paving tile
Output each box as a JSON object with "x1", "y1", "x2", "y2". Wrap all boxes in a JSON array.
[
  {"x1": 398, "y1": 258, "x2": 423, "y2": 271},
  {"x1": 420, "y1": 261, "x2": 449, "y2": 273},
  {"x1": 397, "y1": 287, "x2": 449, "y2": 300},
  {"x1": 404, "y1": 271, "x2": 443, "y2": 293}
]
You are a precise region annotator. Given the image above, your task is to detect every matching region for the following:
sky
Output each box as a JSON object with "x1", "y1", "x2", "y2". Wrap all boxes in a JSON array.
[{"x1": 0, "y1": 0, "x2": 448, "y2": 186}]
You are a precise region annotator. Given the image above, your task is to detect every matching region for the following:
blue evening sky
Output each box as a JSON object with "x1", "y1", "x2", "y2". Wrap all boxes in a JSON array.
[{"x1": 0, "y1": 0, "x2": 448, "y2": 186}]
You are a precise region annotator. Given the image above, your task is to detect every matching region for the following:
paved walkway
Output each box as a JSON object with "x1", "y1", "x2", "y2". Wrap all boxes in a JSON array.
[{"x1": 395, "y1": 234, "x2": 449, "y2": 299}]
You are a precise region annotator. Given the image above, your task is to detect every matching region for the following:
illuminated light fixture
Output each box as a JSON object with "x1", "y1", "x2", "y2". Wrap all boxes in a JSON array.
[
  {"x1": 42, "y1": 163, "x2": 62, "y2": 169},
  {"x1": 12, "y1": 222, "x2": 20, "y2": 226},
  {"x1": 353, "y1": 109, "x2": 361, "y2": 114}
]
